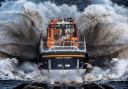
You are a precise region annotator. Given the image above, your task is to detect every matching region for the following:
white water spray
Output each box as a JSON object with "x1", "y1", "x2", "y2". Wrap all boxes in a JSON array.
[{"x1": 0, "y1": 0, "x2": 128, "y2": 83}]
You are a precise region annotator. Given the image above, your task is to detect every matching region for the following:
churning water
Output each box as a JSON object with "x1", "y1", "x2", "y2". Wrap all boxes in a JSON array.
[{"x1": 0, "y1": 0, "x2": 128, "y2": 86}]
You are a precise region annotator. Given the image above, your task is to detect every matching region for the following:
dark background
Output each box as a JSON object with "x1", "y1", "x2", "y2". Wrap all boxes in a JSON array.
[{"x1": 0, "y1": 0, "x2": 128, "y2": 11}]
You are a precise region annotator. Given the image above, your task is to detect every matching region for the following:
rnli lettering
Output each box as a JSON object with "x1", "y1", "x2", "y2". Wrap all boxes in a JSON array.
[{"x1": 56, "y1": 57, "x2": 71, "y2": 59}]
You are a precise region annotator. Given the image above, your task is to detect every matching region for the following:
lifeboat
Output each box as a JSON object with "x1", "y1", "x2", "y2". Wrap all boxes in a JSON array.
[{"x1": 39, "y1": 18, "x2": 89, "y2": 70}]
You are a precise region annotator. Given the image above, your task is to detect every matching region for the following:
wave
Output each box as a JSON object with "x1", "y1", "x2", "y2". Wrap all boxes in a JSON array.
[{"x1": 0, "y1": 0, "x2": 128, "y2": 83}]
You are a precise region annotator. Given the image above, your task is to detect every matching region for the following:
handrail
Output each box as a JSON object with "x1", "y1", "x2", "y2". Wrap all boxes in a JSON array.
[
  {"x1": 41, "y1": 46, "x2": 86, "y2": 53},
  {"x1": 41, "y1": 40, "x2": 86, "y2": 52},
  {"x1": 49, "y1": 46, "x2": 79, "y2": 50},
  {"x1": 42, "y1": 41, "x2": 85, "y2": 46}
]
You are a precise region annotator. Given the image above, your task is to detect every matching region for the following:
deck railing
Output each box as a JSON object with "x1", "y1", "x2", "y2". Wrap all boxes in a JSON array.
[{"x1": 40, "y1": 41, "x2": 86, "y2": 53}]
